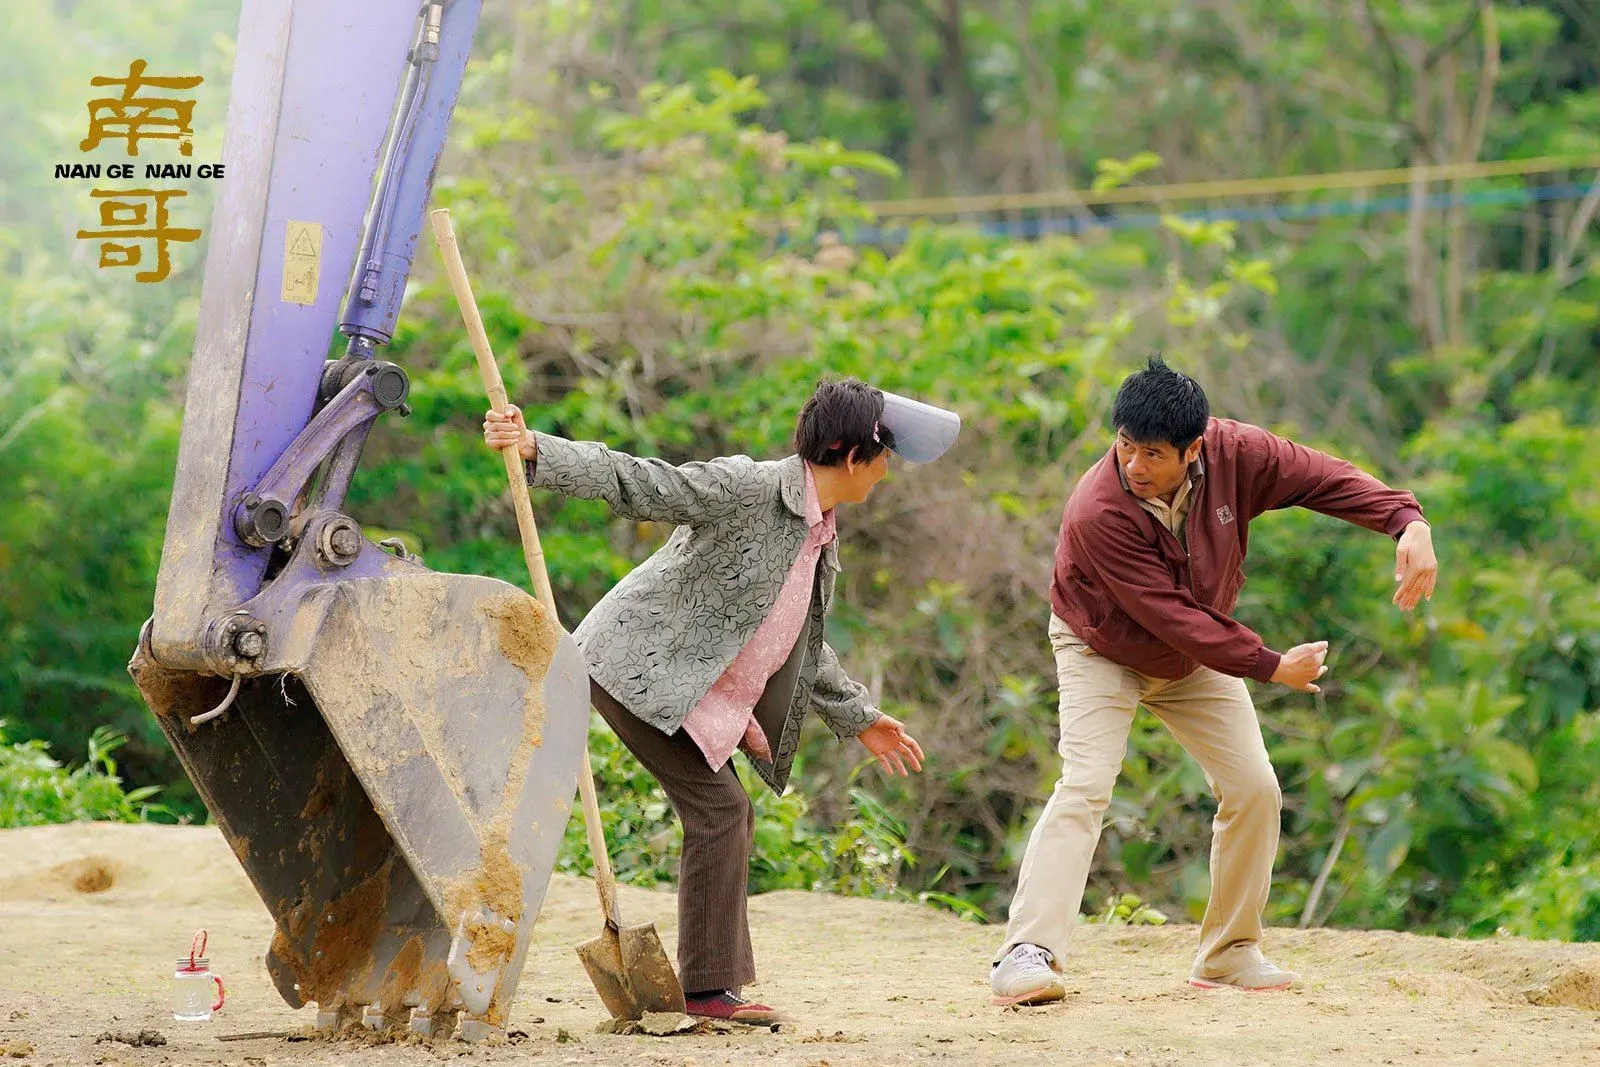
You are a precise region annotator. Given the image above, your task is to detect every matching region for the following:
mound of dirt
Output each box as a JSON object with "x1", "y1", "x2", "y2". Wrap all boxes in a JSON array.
[
  {"x1": 1527, "y1": 964, "x2": 1600, "y2": 1010},
  {"x1": 55, "y1": 856, "x2": 117, "y2": 894},
  {"x1": 93, "y1": 1029, "x2": 166, "y2": 1048},
  {"x1": 1, "y1": 823, "x2": 1599, "y2": 1067}
]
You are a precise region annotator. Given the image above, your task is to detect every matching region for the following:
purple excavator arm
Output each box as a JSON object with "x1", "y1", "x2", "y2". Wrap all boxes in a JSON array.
[{"x1": 129, "y1": 0, "x2": 589, "y2": 1040}]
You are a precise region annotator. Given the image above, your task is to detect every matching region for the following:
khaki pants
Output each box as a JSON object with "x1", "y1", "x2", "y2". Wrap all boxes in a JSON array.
[{"x1": 996, "y1": 615, "x2": 1282, "y2": 979}]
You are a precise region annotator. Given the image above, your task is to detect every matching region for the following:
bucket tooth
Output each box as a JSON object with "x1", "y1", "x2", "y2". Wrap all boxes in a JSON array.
[
  {"x1": 445, "y1": 905, "x2": 519, "y2": 1017},
  {"x1": 456, "y1": 1018, "x2": 503, "y2": 1043}
]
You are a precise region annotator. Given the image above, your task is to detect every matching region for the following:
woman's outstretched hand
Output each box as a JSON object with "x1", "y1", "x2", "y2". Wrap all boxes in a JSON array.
[{"x1": 857, "y1": 714, "x2": 925, "y2": 777}]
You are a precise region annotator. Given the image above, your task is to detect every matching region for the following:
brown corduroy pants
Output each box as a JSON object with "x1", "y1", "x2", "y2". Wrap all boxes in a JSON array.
[{"x1": 589, "y1": 680, "x2": 756, "y2": 994}]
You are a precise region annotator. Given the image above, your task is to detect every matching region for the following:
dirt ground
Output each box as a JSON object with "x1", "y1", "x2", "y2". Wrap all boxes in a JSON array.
[{"x1": 2, "y1": 824, "x2": 1598, "y2": 1067}]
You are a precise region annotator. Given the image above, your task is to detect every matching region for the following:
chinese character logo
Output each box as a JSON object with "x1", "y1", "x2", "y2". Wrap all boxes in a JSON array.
[
  {"x1": 71, "y1": 59, "x2": 210, "y2": 283},
  {"x1": 1216, "y1": 505, "x2": 1235, "y2": 525},
  {"x1": 79, "y1": 59, "x2": 203, "y2": 157},
  {"x1": 75, "y1": 189, "x2": 201, "y2": 284}
]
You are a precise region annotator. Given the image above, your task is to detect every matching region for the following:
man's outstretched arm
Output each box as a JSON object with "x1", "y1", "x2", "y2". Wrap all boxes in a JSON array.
[{"x1": 1238, "y1": 423, "x2": 1437, "y2": 611}]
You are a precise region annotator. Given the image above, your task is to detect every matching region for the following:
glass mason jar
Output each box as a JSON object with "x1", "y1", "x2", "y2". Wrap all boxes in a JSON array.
[{"x1": 172, "y1": 957, "x2": 225, "y2": 1021}]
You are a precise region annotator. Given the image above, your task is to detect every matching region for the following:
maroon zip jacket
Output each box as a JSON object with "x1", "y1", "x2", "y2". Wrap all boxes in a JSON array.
[{"x1": 1050, "y1": 418, "x2": 1425, "y2": 682}]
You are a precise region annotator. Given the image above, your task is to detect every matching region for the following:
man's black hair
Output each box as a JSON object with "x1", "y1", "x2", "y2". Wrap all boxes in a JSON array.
[
  {"x1": 794, "y1": 377, "x2": 894, "y2": 467},
  {"x1": 1111, "y1": 354, "x2": 1210, "y2": 450}
]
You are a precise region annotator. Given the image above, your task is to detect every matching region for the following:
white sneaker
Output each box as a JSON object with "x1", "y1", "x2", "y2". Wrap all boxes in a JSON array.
[
  {"x1": 990, "y1": 943, "x2": 1067, "y2": 1006},
  {"x1": 1189, "y1": 959, "x2": 1301, "y2": 991}
]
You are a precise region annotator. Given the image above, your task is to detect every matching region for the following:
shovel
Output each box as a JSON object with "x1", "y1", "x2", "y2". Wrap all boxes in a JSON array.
[{"x1": 430, "y1": 209, "x2": 687, "y2": 1022}]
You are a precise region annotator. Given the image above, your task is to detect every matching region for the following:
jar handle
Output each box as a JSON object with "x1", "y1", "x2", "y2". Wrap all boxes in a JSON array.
[
  {"x1": 188, "y1": 929, "x2": 207, "y2": 969},
  {"x1": 210, "y1": 973, "x2": 226, "y2": 1013}
]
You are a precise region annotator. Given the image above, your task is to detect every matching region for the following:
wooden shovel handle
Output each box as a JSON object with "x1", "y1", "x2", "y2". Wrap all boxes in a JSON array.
[{"x1": 429, "y1": 208, "x2": 624, "y2": 931}]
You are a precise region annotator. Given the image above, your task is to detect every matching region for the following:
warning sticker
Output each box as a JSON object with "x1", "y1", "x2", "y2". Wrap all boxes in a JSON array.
[{"x1": 281, "y1": 220, "x2": 322, "y2": 305}]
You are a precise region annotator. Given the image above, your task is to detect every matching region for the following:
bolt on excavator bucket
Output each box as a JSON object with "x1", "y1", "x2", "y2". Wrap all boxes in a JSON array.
[{"x1": 132, "y1": 571, "x2": 589, "y2": 1035}]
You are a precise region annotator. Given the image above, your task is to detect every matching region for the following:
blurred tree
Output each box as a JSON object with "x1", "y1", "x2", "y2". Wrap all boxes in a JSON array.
[{"x1": 1, "y1": 0, "x2": 1596, "y2": 937}]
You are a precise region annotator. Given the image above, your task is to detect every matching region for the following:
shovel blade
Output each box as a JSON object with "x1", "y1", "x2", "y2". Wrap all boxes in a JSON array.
[
  {"x1": 618, "y1": 923, "x2": 685, "y2": 1015},
  {"x1": 576, "y1": 922, "x2": 684, "y2": 1021},
  {"x1": 575, "y1": 928, "x2": 637, "y2": 1021}
]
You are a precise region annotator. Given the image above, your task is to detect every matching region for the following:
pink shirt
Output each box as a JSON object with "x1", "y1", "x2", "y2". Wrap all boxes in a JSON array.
[{"x1": 681, "y1": 463, "x2": 836, "y2": 771}]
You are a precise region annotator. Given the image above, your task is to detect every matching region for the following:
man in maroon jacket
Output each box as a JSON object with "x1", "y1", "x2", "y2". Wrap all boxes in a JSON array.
[{"x1": 990, "y1": 356, "x2": 1438, "y2": 1005}]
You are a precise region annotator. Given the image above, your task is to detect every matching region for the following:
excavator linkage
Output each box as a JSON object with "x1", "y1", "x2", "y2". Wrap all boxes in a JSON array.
[{"x1": 130, "y1": 0, "x2": 588, "y2": 1036}]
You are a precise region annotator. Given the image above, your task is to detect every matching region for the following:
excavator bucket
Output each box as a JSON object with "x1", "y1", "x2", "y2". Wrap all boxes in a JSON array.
[
  {"x1": 129, "y1": 575, "x2": 582, "y2": 1036},
  {"x1": 131, "y1": 574, "x2": 588, "y2": 1031},
  {"x1": 130, "y1": 0, "x2": 590, "y2": 1038}
]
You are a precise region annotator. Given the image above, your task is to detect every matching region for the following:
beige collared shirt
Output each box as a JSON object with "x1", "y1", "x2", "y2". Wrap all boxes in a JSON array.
[
  {"x1": 1137, "y1": 476, "x2": 1194, "y2": 541},
  {"x1": 1119, "y1": 457, "x2": 1204, "y2": 544}
]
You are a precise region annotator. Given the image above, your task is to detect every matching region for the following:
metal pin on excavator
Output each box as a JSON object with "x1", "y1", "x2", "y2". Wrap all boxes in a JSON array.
[{"x1": 127, "y1": 0, "x2": 604, "y2": 1040}]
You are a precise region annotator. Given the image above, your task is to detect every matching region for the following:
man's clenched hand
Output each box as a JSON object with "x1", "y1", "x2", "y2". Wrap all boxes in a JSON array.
[{"x1": 1271, "y1": 641, "x2": 1329, "y2": 693}]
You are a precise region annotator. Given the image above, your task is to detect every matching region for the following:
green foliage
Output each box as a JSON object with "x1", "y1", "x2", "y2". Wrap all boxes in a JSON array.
[
  {"x1": 0, "y1": 720, "x2": 167, "y2": 828},
  {"x1": 3, "y1": 0, "x2": 1598, "y2": 946},
  {"x1": 556, "y1": 716, "x2": 913, "y2": 899},
  {"x1": 411, "y1": 57, "x2": 1599, "y2": 938},
  {"x1": 1092, "y1": 153, "x2": 1164, "y2": 193},
  {"x1": 1095, "y1": 892, "x2": 1170, "y2": 927},
  {"x1": 0, "y1": 0, "x2": 234, "y2": 821}
]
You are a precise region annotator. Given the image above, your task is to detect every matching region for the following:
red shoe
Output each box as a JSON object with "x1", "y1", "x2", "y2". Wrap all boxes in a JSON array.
[{"x1": 684, "y1": 991, "x2": 782, "y2": 1025}]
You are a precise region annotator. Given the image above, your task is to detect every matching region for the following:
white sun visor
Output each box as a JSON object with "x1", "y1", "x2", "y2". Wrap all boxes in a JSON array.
[{"x1": 880, "y1": 390, "x2": 961, "y2": 463}]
